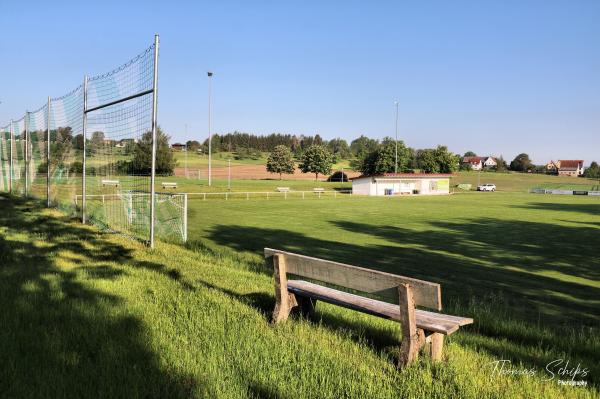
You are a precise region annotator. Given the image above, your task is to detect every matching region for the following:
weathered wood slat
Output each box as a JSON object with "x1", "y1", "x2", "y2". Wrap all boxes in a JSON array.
[
  {"x1": 287, "y1": 280, "x2": 472, "y2": 335},
  {"x1": 265, "y1": 248, "x2": 442, "y2": 310}
]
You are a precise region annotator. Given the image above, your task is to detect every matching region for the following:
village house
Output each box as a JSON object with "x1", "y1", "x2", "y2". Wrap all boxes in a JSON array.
[
  {"x1": 546, "y1": 160, "x2": 584, "y2": 177},
  {"x1": 461, "y1": 156, "x2": 497, "y2": 170},
  {"x1": 171, "y1": 143, "x2": 186, "y2": 151}
]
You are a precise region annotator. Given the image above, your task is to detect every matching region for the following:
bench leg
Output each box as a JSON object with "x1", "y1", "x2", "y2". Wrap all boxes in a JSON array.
[
  {"x1": 422, "y1": 331, "x2": 444, "y2": 362},
  {"x1": 398, "y1": 283, "x2": 422, "y2": 366},
  {"x1": 429, "y1": 333, "x2": 444, "y2": 362},
  {"x1": 272, "y1": 254, "x2": 297, "y2": 322}
]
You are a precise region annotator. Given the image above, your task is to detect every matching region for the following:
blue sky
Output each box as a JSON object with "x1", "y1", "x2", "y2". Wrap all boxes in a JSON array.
[{"x1": 1, "y1": 1, "x2": 598, "y2": 164}]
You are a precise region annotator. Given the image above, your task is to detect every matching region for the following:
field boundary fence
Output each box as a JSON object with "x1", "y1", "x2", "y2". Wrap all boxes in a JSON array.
[
  {"x1": 184, "y1": 189, "x2": 353, "y2": 201},
  {"x1": 0, "y1": 35, "x2": 185, "y2": 247}
]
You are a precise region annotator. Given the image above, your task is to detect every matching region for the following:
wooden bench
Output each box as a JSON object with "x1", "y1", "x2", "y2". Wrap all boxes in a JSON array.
[
  {"x1": 101, "y1": 179, "x2": 119, "y2": 187},
  {"x1": 276, "y1": 187, "x2": 290, "y2": 192},
  {"x1": 162, "y1": 182, "x2": 178, "y2": 189},
  {"x1": 264, "y1": 248, "x2": 473, "y2": 366},
  {"x1": 313, "y1": 187, "x2": 325, "y2": 193}
]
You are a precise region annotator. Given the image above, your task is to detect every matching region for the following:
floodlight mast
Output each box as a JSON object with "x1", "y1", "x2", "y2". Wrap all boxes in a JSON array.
[
  {"x1": 207, "y1": 71, "x2": 213, "y2": 186},
  {"x1": 394, "y1": 101, "x2": 399, "y2": 174}
]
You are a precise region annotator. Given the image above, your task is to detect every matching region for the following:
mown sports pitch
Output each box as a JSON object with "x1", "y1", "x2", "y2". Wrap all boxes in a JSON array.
[{"x1": 186, "y1": 191, "x2": 600, "y2": 328}]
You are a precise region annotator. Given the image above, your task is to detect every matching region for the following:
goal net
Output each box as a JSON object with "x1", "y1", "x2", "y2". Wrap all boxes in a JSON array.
[{"x1": 84, "y1": 191, "x2": 187, "y2": 243}]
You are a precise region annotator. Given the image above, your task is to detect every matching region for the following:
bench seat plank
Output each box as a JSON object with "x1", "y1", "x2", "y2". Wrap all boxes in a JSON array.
[{"x1": 287, "y1": 280, "x2": 473, "y2": 335}]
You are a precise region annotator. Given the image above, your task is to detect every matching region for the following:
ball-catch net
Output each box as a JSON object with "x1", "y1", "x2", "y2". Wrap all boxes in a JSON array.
[
  {"x1": 0, "y1": 124, "x2": 11, "y2": 192},
  {"x1": 26, "y1": 104, "x2": 49, "y2": 200},
  {"x1": 49, "y1": 86, "x2": 83, "y2": 215}
]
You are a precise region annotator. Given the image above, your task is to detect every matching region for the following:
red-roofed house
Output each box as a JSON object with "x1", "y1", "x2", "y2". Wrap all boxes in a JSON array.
[
  {"x1": 351, "y1": 173, "x2": 453, "y2": 196},
  {"x1": 462, "y1": 156, "x2": 497, "y2": 170},
  {"x1": 545, "y1": 160, "x2": 584, "y2": 177}
]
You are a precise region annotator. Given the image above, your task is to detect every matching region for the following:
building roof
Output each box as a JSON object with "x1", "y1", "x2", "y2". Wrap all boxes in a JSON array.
[
  {"x1": 558, "y1": 160, "x2": 583, "y2": 170},
  {"x1": 462, "y1": 156, "x2": 484, "y2": 164},
  {"x1": 352, "y1": 173, "x2": 455, "y2": 180}
]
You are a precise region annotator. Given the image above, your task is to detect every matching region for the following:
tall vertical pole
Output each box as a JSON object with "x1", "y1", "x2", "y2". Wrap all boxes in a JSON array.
[
  {"x1": 228, "y1": 158, "x2": 231, "y2": 190},
  {"x1": 183, "y1": 193, "x2": 188, "y2": 243},
  {"x1": 207, "y1": 71, "x2": 213, "y2": 186},
  {"x1": 24, "y1": 111, "x2": 29, "y2": 197},
  {"x1": 394, "y1": 101, "x2": 399, "y2": 174},
  {"x1": 184, "y1": 123, "x2": 188, "y2": 178},
  {"x1": 46, "y1": 97, "x2": 51, "y2": 207},
  {"x1": 149, "y1": 34, "x2": 160, "y2": 248},
  {"x1": 9, "y1": 119, "x2": 13, "y2": 194},
  {"x1": 82, "y1": 76, "x2": 88, "y2": 223}
]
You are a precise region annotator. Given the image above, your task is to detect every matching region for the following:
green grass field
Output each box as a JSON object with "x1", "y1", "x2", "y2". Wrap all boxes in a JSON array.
[{"x1": 1, "y1": 187, "x2": 598, "y2": 398}]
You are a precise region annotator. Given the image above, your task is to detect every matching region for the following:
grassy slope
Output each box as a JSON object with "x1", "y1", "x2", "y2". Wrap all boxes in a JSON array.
[{"x1": 1, "y1": 194, "x2": 597, "y2": 398}]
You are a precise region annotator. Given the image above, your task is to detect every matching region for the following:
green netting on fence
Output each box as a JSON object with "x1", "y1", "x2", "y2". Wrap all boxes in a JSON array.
[
  {"x1": 0, "y1": 37, "x2": 187, "y2": 246},
  {"x1": 48, "y1": 86, "x2": 83, "y2": 216},
  {"x1": 0, "y1": 125, "x2": 10, "y2": 192},
  {"x1": 27, "y1": 105, "x2": 49, "y2": 200}
]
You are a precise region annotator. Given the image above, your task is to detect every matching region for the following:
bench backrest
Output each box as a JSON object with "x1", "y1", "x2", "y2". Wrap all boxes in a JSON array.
[
  {"x1": 264, "y1": 248, "x2": 441, "y2": 310},
  {"x1": 313, "y1": 188, "x2": 325, "y2": 192}
]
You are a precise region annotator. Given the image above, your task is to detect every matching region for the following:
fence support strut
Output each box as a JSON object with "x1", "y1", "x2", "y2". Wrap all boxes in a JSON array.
[
  {"x1": 24, "y1": 112, "x2": 29, "y2": 197},
  {"x1": 46, "y1": 98, "x2": 51, "y2": 207},
  {"x1": 9, "y1": 120, "x2": 13, "y2": 194},
  {"x1": 149, "y1": 34, "x2": 160, "y2": 248},
  {"x1": 82, "y1": 76, "x2": 88, "y2": 223}
]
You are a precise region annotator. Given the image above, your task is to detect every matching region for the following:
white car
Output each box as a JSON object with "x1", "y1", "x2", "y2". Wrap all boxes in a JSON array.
[{"x1": 477, "y1": 183, "x2": 496, "y2": 192}]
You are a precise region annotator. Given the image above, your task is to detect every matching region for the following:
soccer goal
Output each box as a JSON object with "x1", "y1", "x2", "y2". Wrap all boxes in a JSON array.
[{"x1": 83, "y1": 191, "x2": 187, "y2": 244}]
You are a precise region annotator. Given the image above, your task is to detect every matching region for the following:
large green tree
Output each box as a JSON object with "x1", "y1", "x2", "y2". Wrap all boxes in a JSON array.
[
  {"x1": 327, "y1": 138, "x2": 350, "y2": 159},
  {"x1": 266, "y1": 145, "x2": 295, "y2": 180},
  {"x1": 357, "y1": 138, "x2": 412, "y2": 175},
  {"x1": 185, "y1": 140, "x2": 201, "y2": 152},
  {"x1": 418, "y1": 146, "x2": 459, "y2": 173},
  {"x1": 495, "y1": 155, "x2": 508, "y2": 172},
  {"x1": 583, "y1": 161, "x2": 599, "y2": 178},
  {"x1": 131, "y1": 127, "x2": 177, "y2": 175},
  {"x1": 298, "y1": 145, "x2": 334, "y2": 181},
  {"x1": 510, "y1": 153, "x2": 532, "y2": 172},
  {"x1": 350, "y1": 135, "x2": 379, "y2": 159},
  {"x1": 90, "y1": 131, "x2": 105, "y2": 148}
]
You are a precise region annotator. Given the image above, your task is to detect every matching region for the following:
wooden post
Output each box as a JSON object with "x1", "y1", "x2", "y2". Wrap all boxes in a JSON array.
[
  {"x1": 272, "y1": 253, "x2": 297, "y2": 322},
  {"x1": 429, "y1": 333, "x2": 444, "y2": 362},
  {"x1": 398, "y1": 283, "x2": 421, "y2": 366}
]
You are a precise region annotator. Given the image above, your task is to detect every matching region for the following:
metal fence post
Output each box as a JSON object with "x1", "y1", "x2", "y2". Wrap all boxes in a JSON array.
[
  {"x1": 183, "y1": 193, "x2": 188, "y2": 243},
  {"x1": 149, "y1": 34, "x2": 160, "y2": 248},
  {"x1": 82, "y1": 76, "x2": 88, "y2": 224},
  {"x1": 24, "y1": 112, "x2": 29, "y2": 197},
  {"x1": 9, "y1": 120, "x2": 13, "y2": 194},
  {"x1": 46, "y1": 97, "x2": 51, "y2": 207}
]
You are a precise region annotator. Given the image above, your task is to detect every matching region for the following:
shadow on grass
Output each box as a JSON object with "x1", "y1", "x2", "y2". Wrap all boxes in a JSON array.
[
  {"x1": 191, "y1": 279, "x2": 400, "y2": 357},
  {"x1": 0, "y1": 194, "x2": 198, "y2": 398},
  {"x1": 514, "y1": 201, "x2": 600, "y2": 216},
  {"x1": 205, "y1": 219, "x2": 600, "y2": 385}
]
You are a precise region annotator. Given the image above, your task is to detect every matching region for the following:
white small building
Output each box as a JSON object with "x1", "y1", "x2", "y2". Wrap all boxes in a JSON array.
[{"x1": 352, "y1": 173, "x2": 453, "y2": 196}]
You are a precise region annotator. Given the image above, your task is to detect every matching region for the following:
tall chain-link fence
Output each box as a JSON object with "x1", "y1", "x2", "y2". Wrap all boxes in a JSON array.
[
  {"x1": 0, "y1": 35, "x2": 186, "y2": 247},
  {"x1": 27, "y1": 104, "x2": 49, "y2": 200}
]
